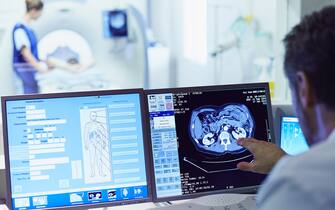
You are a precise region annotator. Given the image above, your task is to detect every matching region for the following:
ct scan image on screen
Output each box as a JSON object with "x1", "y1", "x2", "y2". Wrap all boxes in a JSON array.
[{"x1": 147, "y1": 86, "x2": 273, "y2": 199}]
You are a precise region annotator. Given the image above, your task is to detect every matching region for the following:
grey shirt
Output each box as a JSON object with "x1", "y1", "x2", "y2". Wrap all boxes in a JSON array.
[{"x1": 256, "y1": 130, "x2": 335, "y2": 210}]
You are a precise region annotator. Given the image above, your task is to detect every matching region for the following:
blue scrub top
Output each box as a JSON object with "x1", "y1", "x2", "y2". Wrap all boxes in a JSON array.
[{"x1": 12, "y1": 23, "x2": 40, "y2": 94}]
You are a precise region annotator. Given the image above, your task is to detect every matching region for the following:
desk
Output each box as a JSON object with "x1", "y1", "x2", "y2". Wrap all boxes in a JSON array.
[
  {"x1": 0, "y1": 195, "x2": 254, "y2": 210},
  {"x1": 0, "y1": 201, "x2": 186, "y2": 210},
  {"x1": 0, "y1": 202, "x2": 158, "y2": 210},
  {"x1": 0, "y1": 203, "x2": 157, "y2": 210}
]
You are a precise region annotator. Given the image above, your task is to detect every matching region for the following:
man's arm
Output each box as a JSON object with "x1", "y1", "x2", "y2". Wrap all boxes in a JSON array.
[
  {"x1": 257, "y1": 175, "x2": 320, "y2": 210},
  {"x1": 21, "y1": 47, "x2": 48, "y2": 73},
  {"x1": 236, "y1": 138, "x2": 286, "y2": 174}
]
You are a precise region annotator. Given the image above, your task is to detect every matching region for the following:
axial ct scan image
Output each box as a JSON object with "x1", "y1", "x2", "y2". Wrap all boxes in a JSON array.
[{"x1": 189, "y1": 104, "x2": 255, "y2": 156}]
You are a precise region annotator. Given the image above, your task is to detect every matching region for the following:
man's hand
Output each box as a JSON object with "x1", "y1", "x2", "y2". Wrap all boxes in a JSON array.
[
  {"x1": 236, "y1": 138, "x2": 286, "y2": 174},
  {"x1": 21, "y1": 47, "x2": 51, "y2": 73},
  {"x1": 37, "y1": 62, "x2": 50, "y2": 73},
  {"x1": 47, "y1": 57, "x2": 84, "y2": 73}
]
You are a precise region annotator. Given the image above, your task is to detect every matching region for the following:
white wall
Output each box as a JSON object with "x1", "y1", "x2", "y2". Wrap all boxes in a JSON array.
[
  {"x1": 150, "y1": 0, "x2": 280, "y2": 88},
  {"x1": 0, "y1": 0, "x2": 25, "y2": 41},
  {"x1": 252, "y1": 0, "x2": 277, "y2": 34},
  {"x1": 37, "y1": 0, "x2": 148, "y2": 19},
  {"x1": 150, "y1": 0, "x2": 182, "y2": 87},
  {"x1": 150, "y1": 0, "x2": 179, "y2": 48},
  {"x1": 0, "y1": 0, "x2": 25, "y2": 96},
  {"x1": 125, "y1": 0, "x2": 148, "y2": 21}
]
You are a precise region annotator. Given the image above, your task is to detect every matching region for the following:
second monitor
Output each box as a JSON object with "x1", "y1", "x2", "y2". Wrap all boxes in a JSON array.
[
  {"x1": 146, "y1": 83, "x2": 274, "y2": 201},
  {"x1": 280, "y1": 116, "x2": 309, "y2": 155}
]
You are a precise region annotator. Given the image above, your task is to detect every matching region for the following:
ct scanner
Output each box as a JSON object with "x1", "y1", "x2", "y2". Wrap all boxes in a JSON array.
[{"x1": 0, "y1": 0, "x2": 157, "y2": 95}]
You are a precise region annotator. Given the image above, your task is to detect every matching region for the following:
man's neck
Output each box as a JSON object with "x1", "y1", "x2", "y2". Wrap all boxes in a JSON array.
[
  {"x1": 23, "y1": 13, "x2": 32, "y2": 24},
  {"x1": 314, "y1": 104, "x2": 335, "y2": 142}
]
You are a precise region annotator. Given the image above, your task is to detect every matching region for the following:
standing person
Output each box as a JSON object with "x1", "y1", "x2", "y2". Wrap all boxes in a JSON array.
[
  {"x1": 12, "y1": 0, "x2": 47, "y2": 94},
  {"x1": 236, "y1": 6, "x2": 335, "y2": 210}
]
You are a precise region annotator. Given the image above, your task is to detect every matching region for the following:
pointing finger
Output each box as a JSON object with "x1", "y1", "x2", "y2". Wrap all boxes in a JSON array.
[{"x1": 237, "y1": 138, "x2": 259, "y2": 153}]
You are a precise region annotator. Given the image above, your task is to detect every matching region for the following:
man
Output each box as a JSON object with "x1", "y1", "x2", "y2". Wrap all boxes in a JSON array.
[
  {"x1": 236, "y1": 6, "x2": 335, "y2": 210},
  {"x1": 13, "y1": 0, "x2": 48, "y2": 94}
]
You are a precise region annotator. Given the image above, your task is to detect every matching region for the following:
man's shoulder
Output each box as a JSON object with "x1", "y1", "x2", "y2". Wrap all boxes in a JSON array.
[
  {"x1": 13, "y1": 23, "x2": 29, "y2": 39},
  {"x1": 13, "y1": 22, "x2": 28, "y2": 31},
  {"x1": 259, "y1": 139, "x2": 335, "y2": 208},
  {"x1": 283, "y1": 138, "x2": 335, "y2": 176}
]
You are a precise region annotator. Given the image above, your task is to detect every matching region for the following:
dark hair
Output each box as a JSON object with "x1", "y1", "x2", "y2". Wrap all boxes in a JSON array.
[
  {"x1": 284, "y1": 6, "x2": 335, "y2": 108},
  {"x1": 26, "y1": 0, "x2": 44, "y2": 12}
]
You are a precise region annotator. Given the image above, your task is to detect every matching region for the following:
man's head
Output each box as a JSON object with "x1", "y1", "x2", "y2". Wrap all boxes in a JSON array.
[
  {"x1": 284, "y1": 6, "x2": 335, "y2": 145},
  {"x1": 25, "y1": 0, "x2": 44, "y2": 20}
]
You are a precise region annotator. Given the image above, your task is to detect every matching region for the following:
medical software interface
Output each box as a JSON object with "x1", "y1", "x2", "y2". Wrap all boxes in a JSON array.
[
  {"x1": 147, "y1": 87, "x2": 272, "y2": 198},
  {"x1": 5, "y1": 93, "x2": 148, "y2": 210},
  {"x1": 281, "y1": 117, "x2": 309, "y2": 155}
]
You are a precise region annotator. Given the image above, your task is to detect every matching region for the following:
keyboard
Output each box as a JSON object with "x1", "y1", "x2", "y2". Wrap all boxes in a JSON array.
[
  {"x1": 149, "y1": 193, "x2": 257, "y2": 210},
  {"x1": 192, "y1": 193, "x2": 256, "y2": 206}
]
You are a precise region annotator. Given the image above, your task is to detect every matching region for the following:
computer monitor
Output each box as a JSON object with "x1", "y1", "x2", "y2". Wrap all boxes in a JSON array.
[
  {"x1": 145, "y1": 83, "x2": 275, "y2": 201},
  {"x1": 103, "y1": 10, "x2": 128, "y2": 38},
  {"x1": 280, "y1": 117, "x2": 309, "y2": 155},
  {"x1": 1, "y1": 89, "x2": 151, "y2": 210}
]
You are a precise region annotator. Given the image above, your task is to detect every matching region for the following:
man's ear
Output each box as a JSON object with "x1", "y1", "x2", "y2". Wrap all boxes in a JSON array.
[{"x1": 296, "y1": 71, "x2": 315, "y2": 108}]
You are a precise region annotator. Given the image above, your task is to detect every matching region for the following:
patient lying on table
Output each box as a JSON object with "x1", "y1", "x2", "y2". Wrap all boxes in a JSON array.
[{"x1": 46, "y1": 46, "x2": 95, "y2": 73}]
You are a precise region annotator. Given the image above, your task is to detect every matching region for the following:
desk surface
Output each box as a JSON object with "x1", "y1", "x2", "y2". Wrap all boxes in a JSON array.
[{"x1": 0, "y1": 203, "x2": 160, "y2": 210}]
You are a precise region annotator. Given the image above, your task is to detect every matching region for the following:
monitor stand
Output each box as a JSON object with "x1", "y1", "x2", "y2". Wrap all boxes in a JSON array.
[{"x1": 150, "y1": 193, "x2": 256, "y2": 210}]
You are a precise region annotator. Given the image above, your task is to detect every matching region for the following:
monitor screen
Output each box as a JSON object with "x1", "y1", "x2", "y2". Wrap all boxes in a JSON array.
[
  {"x1": 2, "y1": 90, "x2": 150, "y2": 210},
  {"x1": 103, "y1": 10, "x2": 128, "y2": 38},
  {"x1": 146, "y1": 83, "x2": 274, "y2": 201},
  {"x1": 280, "y1": 117, "x2": 309, "y2": 155}
]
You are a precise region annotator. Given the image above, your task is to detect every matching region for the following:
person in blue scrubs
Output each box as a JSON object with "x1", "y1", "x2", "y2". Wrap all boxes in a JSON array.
[{"x1": 12, "y1": 0, "x2": 47, "y2": 94}]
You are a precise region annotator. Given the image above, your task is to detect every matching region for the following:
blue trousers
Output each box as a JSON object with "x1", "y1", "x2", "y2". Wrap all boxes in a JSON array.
[
  {"x1": 22, "y1": 83, "x2": 39, "y2": 94},
  {"x1": 15, "y1": 69, "x2": 39, "y2": 94}
]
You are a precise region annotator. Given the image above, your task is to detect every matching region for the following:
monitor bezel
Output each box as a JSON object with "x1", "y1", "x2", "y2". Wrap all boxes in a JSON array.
[
  {"x1": 1, "y1": 89, "x2": 153, "y2": 210},
  {"x1": 144, "y1": 83, "x2": 275, "y2": 203},
  {"x1": 273, "y1": 105, "x2": 295, "y2": 147}
]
